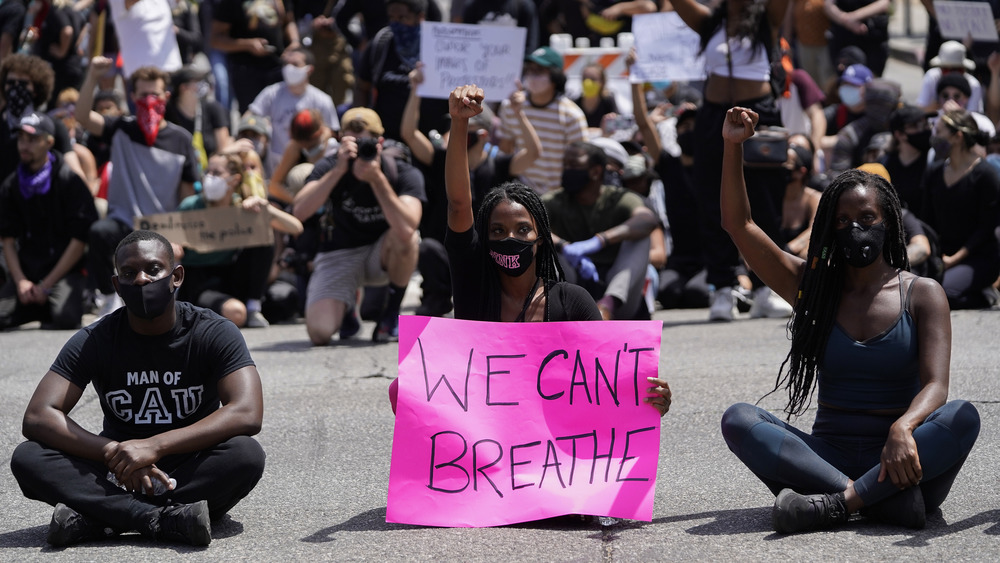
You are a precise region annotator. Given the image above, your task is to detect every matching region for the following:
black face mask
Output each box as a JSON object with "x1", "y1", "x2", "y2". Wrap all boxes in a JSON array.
[
  {"x1": 677, "y1": 131, "x2": 695, "y2": 156},
  {"x1": 4, "y1": 81, "x2": 33, "y2": 121},
  {"x1": 835, "y1": 222, "x2": 886, "y2": 268},
  {"x1": 603, "y1": 169, "x2": 622, "y2": 188},
  {"x1": 561, "y1": 168, "x2": 590, "y2": 195},
  {"x1": 906, "y1": 129, "x2": 931, "y2": 152},
  {"x1": 487, "y1": 237, "x2": 535, "y2": 277},
  {"x1": 116, "y1": 269, "x2": 178, "y2": 319}
]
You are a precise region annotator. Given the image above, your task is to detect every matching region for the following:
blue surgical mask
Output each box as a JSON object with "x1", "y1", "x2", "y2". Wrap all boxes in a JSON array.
[{"x1": 838, "y1": 85, "x2": 862, "y2": 107}]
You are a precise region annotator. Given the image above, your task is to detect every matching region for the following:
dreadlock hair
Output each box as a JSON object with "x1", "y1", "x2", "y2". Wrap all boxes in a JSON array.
[
  {"x1": 474, "y1": 181, "x2": 564, "y2": 321},
  {"x1": 767, "y1": 169, "x2": 909, "y2": 417}
]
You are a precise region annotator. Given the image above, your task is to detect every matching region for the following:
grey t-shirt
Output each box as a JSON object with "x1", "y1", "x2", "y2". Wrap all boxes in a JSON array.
[{"x1": 249, "y1": 82, "x2": 340, "y2": 174}]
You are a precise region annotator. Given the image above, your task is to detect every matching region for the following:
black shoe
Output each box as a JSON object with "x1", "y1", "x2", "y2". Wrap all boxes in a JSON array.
[
  {"x1": 151, "y1": 500, "x2": 211, "y2": 546},
  {"x1": 47, "y1": 503, "x2": 116, "y2": 547},
  {"x1": 860, "y1": 486, "x2": 926, "y2": 529},
  {"x1": 772, "y1": 489, "x2": 849, "y2": 534},
  {"x1": 372, "y1": 316, "x2": 399, "y2": 343},
  {"x1": 340, "y1": 306, "x2": 360, "y2": 339},
  {"x1": 415, "y1": 293, "x2": 453, "y2": 317}
]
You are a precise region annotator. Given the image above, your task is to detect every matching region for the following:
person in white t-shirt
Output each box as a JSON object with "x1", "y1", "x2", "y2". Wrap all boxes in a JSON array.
[{"x1": 106, "y1": 0, "x2": 183, "y2": 78}]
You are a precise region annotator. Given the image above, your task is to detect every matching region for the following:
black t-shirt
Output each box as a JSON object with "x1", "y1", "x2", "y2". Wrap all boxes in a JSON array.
[
  {"x1": 213, "y1": 0, "x2": 290, "y2": 69},
  {"x1": 462, "y1": 0, "x2": 539, "y2": 52},
  {"x1": 920, "y1": 159, "x2": 1000, "y2": 257},
  {"x1": 653, "y1": 150, "x2": 702, "y2": 272},
  {"x1": 0, "y1": 0, "x2": 27, "y2": 39},
  {"x1": 165, "y1": 99, "x2": 231, "y2": 158},
  {"x1": 50, "y1": 301, "x2": 255, "y2": 441},
  {"x1": 0, "y1": 152, "x2": 98, "y2": 280},
  {"x1": 306, "y1": 151, "x2": 427, "y2": 252},
  {"x1": 573, "y1": 95, "x2": 619, "y2": 129},
  {"x1": 882, "y1": 152, "x2": 927, "y2": 215},
  {"x1": 421, "y1": 146, "x2": 515, "y2": 243},
  {"x1": 34, "y1": 5, "x2": 82, "y2": 68},
  {"x1": 444, "y1": 225, "x2": 602, "y2": 322},
  {"x1": 334, "y1": 0, "x2": 443, "y2": 49}
]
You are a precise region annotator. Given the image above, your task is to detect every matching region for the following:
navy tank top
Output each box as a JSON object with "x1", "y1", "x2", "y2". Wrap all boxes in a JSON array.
[{"x1": 818, "y1": 273, "x2": 921, "y2": 410}]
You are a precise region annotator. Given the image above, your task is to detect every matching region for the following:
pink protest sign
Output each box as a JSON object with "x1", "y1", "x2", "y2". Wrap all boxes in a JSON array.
[{"x1": 387, "y1": 316, "x2": 663, "y2": 527}]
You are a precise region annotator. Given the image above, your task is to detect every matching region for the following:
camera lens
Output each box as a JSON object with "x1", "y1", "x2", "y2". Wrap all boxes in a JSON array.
[{"x1": 357, "y1": 138, "x2": 378, "y2": 161}]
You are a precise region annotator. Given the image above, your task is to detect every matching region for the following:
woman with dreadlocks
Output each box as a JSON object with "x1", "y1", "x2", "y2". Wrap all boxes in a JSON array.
[
  {"x1": 386, "y1": 84, "x2": 672, "y2": 418},
  {"x1": 672, "y1": 0, "x2": 792, "y2": 321},
  {"x1": 717, "y1": 106, "x2": 980, "y2": 534}
]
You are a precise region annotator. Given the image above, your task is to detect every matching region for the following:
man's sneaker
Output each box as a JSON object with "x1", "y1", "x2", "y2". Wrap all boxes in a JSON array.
[
  {"x1": 860, "y1": 486, "x2": 926, "y2": 529},
  {"x1": 47, "y1": 503, "x2": 116, "y2": 547},
  {"x1": 708, "y1": 287, "x2": 737, "y2": 322},
  {"x1": 339, "y1": 306, "x2": 361, "y2": 339},
  {"x1": 245, "y1": 310, "x2": 270, "y2": 328},
  {"x1": 150, "y1": 500, "x2": 211, "y2": 546},
  {"x1": 94, "y1": 292, "x2": 123, "y2": 319},
  {"x1": 749, "y1": 287, "x2": 794, "y2": 319},
  {"x1": 372, "y1": 316, "x2": 400, "y2": 343},
  {"x1": 772, "y1": 489, "x2": 849, "y2": 534}
]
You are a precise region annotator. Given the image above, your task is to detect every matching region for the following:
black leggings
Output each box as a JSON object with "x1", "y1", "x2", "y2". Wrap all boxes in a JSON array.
[
  {"x1": 721, "y1": 401, "x2": 980, "y2": 509},
  {"x1": 10, "y1": 436, "x2": 265, "y2": 531}
]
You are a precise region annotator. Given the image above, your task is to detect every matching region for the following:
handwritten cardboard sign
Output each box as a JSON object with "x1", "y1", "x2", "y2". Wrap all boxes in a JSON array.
[
  {"x1": 629, "y1": 12, "x2": 706, "y2": 83},
  {"x1": 934, "y1": 1, "x2": 1000, "y2": 42},
  {"x1": 387, "y1": 316, "x2": 663, "y2": 527},
  {"x1": 134, "y1": 206, "x2": 273, "y2": 253},
  {"x1": 417, "y1": 21, "x2": 527, "y2": 101}
]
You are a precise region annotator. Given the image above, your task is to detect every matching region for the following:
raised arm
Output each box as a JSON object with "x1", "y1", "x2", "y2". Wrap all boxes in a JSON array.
[
  {"x1": 445, "y1": 84, "x2": 485, "y2": 234},
  {"x1": 626, "y1": 47, "x2": 662, "y2": 157},
  {"x1": 75, "y1": 56, "x2": 112, "y2": 137},
  {"x1": 720, "y1": 107, "x2": 804, "y2": 302},
  {"x1": 507, "y1": 86, "x2": 542, "y2": 175},
  {"x1": 669, "y1": 0, "x2": 712, "y2": 32},
  {"x1": 402, "y1": 64, "x2": 435, "y2": 166}
]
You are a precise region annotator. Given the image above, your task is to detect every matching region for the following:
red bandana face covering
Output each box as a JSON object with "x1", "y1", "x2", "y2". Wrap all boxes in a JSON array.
[{"x1": 134, "y1": 94, "x2": 166, "y2": 146}]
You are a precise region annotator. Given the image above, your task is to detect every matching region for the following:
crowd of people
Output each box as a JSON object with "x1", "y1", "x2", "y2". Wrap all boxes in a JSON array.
[{"x1": 0, "y1": 0, "x2": 992, "y2": 546}]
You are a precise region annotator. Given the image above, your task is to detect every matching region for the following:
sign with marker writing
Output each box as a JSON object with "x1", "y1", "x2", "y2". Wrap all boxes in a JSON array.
[
  {"x1": 417, "y1": 22, "x2": 527, "y2": 101},
  {"x1": 629, "y1": 12, "x2": 706, "y2": 83},
  {"x1": 387, "y1": 316, "x2": 663, "y2": 527},
  {"x1": 135, "y1": 206, "x2": 273, "y2": 253},
  {"x1": 934, "y1": 1, "x2": 1000, "y2": 42}
]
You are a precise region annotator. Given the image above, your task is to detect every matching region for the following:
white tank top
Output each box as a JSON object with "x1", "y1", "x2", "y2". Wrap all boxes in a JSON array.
[{"x1": 703, "y1": 28, "x2": 771, "y2": 81}]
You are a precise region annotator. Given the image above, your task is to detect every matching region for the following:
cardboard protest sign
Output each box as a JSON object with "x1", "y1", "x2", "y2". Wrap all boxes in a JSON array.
[
  {"x1": 417, "y1": 21, "x2": 527, "y2": 101},
  {"x1": 629, "y1": 12, "x2": 706, "y2": 83},
  {"x1": 387, "y1": 316, "x2": 663, "y2": 527},
  {"x1": 135, "y1": 206, "x2": 273, "y2": 253},
  {"x1": 934, "y1": 1, "x2": 1000, "y2": 42}
]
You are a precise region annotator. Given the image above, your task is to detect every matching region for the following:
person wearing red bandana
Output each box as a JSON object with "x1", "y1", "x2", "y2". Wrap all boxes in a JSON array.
[{"x1": 75, "y1": 57, "x2": 200, "y2": 319}]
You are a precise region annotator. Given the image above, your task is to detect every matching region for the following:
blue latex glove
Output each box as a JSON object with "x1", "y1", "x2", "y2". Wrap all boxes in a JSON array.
[
  {"x1": 563, "y1": 235, "x2": 604, "y2": 262},
  {"x1": 578, "y1": 256, "x2": 599, "y2": 283}
]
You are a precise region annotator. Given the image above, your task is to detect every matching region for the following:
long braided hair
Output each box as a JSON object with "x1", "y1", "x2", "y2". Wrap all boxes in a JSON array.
[
  {"x1": 768, "y1": 169, "x2": 910, "y2": 417},
  {"x1": 475, "y1": 181, "x2": 564, "y2": 321}
]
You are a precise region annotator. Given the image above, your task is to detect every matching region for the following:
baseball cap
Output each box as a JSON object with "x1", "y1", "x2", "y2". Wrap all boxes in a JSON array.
[
  {"x1": 16, "y1": 112, "x2": 55, "y2": 137},
  {"x1": 589, "y1": 136, "x2": 629, "y2": 168},
  {"x1": 840, "y1": 64, "x2": 873, "y2": 86},
  {"x1": 524, "y1": 46, "x2": 563, "y2": 70},
  {"x1": 340, "y1": 107, "x2": 385, "y2": 136},
  {"x1": 238, "y1": 114, "x2": 271, "y2": 138}
]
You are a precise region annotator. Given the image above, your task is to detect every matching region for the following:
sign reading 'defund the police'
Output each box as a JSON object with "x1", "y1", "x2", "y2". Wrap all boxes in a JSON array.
[
  {"x1": 387, "y1": 316, "x2": 663, "y2": 527},
  {"x1": 135, "y1": 206, "x2": 273, "y2": 253},
  {"x1": 417, "y1": 21, "x2": 526, "y2": 102}
]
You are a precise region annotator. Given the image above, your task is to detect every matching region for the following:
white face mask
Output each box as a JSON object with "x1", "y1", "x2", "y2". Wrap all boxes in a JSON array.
[
  {"x1": 522, "y1": 73, "x2": 552, "y2": 96},
  {"x1": 838, "y1": 85, "x2": 862, "y2": 108},
  {"x1": 282, "y1": 64, "x2": 310, "y2": 86},
  {"x1": 202, "y1": 174, "x2": 230, "y2": 202}
]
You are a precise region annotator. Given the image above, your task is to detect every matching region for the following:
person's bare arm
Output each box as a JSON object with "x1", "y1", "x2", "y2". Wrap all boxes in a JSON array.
[
  {"x1": 268, "y1": 141, "x2": 303, "y2": 204},
  {"x1": 649, "y1": 226, "x2": 667, "y2": 269},
  {"x1": 22, "y1": 372, "x2": 113, "y2": 462},
  {"x1": 508, "y1": 88, "x2": 542, "y2": 175},
  {"x1": 104, "y1": 366, "x2": 264, "y2": 482},
  {"x1": 627, "y1": 47, "x2": 662, "y2": 157},
  {"x1": 602, "y1": 206, "x2": 658, "y2": 244},
  {"x1": 179, "y1": 181, "x2": 195, "y2": 201},
  {"x1": 214, "y1": 126, "x2": 233, "y2": 154},
  {"x1": 401, "y1": 65, "x2": 434, "y2": 166},
  {"x1": 669, "y1": 0, "x2": 712, "y2": 31},
  {"x1": 986, "y1": 53, "x2": 1000, "y2": 125},
  {"x1": 76, "y1": 56, "x2": 111, "y2": 137},
  {"x1": 293, "y1": 147, "x2": 351, "y2": 220},
  {"x1": 49, "y1": 23, "x2": 74, "y2": 59},
  {"x1": 445, "y1": 85, "x2": 484, "y2": 234}
]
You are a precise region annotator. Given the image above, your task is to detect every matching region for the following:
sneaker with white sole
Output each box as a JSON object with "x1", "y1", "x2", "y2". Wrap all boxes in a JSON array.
[
  {"x1": 749, "y1": 287, "x2": 794, "y2": 319},
  {"x1": 245, "y1": 310, "x2": 270, "y2": 328},
  {"x1": 708, "y1": 287, "x2": 737, "y2": 321},
  {"x1": 94, "y1": 292, "x2": 123, "y2": 319}
]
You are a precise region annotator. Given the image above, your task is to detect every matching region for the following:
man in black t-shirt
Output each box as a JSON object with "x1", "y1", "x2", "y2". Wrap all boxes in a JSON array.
[
  {"x1": 293, "y1": 107, "x2": 425, "y2": 344},
  {"x1": 10, "y1": 230, "x2": 265, "y2": 547}
]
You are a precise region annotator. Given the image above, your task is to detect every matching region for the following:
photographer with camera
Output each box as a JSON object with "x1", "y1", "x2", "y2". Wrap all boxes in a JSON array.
[{"x1": 292, "y1": 108, "x2": 425, "y2": 345}]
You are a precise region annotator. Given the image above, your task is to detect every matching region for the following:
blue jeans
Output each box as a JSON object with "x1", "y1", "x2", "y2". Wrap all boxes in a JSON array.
[{"x1": 721, "y1": 400, "x2": 980, "y2": 509}]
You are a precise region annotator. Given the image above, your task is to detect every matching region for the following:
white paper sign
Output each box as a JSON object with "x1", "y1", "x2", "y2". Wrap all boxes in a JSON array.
[
  {"x1": 629, "y1": 12, "x2": 706, "y2": 83},
  {"x1": 417, "y1": 22, "x2": 527, "y2": 101},
  {"x1": 934, "y1": 1, "x2": 1000, "y2": 42}
]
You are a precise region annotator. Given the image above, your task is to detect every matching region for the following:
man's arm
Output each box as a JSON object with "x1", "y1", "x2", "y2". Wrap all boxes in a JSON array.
[
  {"x1": 354, "y1": 156, "x2": 422, "y2": 243},
  {"x1": 75, "y1": 56, "x2": 112, "y2": 137},
  {"x1": 37, "y1": 238, "x2": 87, "y2": 293},
  {"x1": 22, "y1": 371, "x2": 113, "y2": 462},
  {"x1": 104, "y1": 366, "x2": 264, "y2": 482},
  {"x1": 2, "y1": 237, "x2": 44, "y2": 304},
  {"x1": 402, "y1": 66, "x2": 435, "y2": 166},
  {"x1": 508, "y1": 89, "x2": 542, "y2": 176},
  {"x1": 293, "y1": 153, "x2": 350, "y2": 220},
  {"x1": 601, "y1": 205, "x2": 658, "y2": 245}
]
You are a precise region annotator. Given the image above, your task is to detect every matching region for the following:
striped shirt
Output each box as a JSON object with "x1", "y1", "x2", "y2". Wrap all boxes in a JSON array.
[{"x1": 497, "y1": 95, "x2": 588, "y2": 194}]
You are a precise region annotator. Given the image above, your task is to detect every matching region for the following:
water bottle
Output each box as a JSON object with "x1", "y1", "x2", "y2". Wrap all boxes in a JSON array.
[{"x1": 107, "y1": 471, "x2": 177, "y2": 496}]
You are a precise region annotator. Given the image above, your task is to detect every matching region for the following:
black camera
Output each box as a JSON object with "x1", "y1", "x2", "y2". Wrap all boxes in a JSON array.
[{"x1": 357, "y1": 137, "x2": 378, "y2": 161}]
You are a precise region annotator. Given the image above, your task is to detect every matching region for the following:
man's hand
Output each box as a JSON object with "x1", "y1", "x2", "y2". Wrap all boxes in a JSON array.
[
  {"x1": 336, "y1": 136, "x2": 358, "y2": 175},
  {"x1": 722, "y1": 106, "x2": 759, "y2": 144},
  {"x1": 16, "y1": 279, "x2": 36, "y2": 305},
  {"x1": 408, "y1": 62, "x2": 425, "y2": 88},
  {"x1": 88, "y1": 55, "x2": 114, "y2": 77},
  {"x1": 104, "y1": 439, "x2": 160, "y2": 483},
  {"x1": 449, "y1": 84, "x2": 484, "y2": 120},
  {"x1": 246, "y1": 37, "x2": 273, "y2": 57},
  {"x1": 122, "y1": 465, "x2": 175, "y2": 497},
  {"x1": 352, "y1": 141, "x2": 385, "y2": 184},
  {"x1": 577, "y1": 256, "x2": 599, "y2": 282}
]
